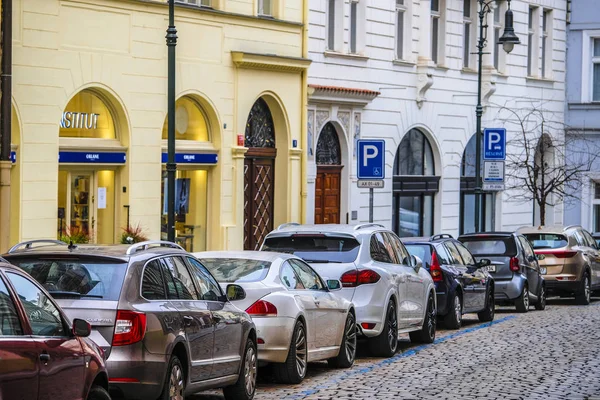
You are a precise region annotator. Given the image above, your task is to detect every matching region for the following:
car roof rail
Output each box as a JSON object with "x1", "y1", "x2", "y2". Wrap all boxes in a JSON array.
[
  {"x1": 354, "y1": 223, "x2": 385, "y2": 231},
  {"x1": 277, "y1": 222, "x2": 300, "y2": 230},
  {"x1": 7, "y1": 239, "x2": 68, "y2": 254},
  {"x1": 430, "y1": 233, "x2": 453, "y2": 241},
  {"x1": 126, "y1": 240, "x2": 185, "y2": 255}
]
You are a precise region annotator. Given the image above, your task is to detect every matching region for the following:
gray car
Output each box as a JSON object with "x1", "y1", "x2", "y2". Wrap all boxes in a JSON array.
[
  {"x1": 458, "y1": 232, "x2": 546, "y2": 312},
  {"x1": 3, "y1": 240, "x2": 257, "y2": 400}
]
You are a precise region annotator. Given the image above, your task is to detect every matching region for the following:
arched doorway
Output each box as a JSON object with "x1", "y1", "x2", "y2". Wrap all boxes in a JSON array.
[
  {"x1": 315, "y1": 122, "x2": 343, "y2": 224},
  {"x1": 392, "y1": 129, "x2": 439, "y2": 237},
  {"x1": 244, "y1": 98, "x2": 276, "y2": 250},
  {"x1": 160, "y1": 95, "x2": 214, "y2": 251},
  {"x1": 57, "y1": 88, "x2": 128, "y2": 244},
  {"x1": 460, "y1": 134, "x2": 494, "y2": 234}
]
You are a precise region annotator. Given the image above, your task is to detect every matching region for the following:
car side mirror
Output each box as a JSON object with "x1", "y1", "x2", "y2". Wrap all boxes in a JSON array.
[
  {"x1": 477, "y1": 258, "x2": 491, "y2": 268},
  {"x1": 536, "y1": 254, "x2": 546, "y2": 261},
  {"x1": 412, "y1": 255, "x2": 422, "y2": 272},
  {"x1": 72, "y1": 318, "x2": 91, "y2": 337},
  {"x1": 327, "y1": 279, "x2": 342, "y2": 291},
  {"x1": 226, "y1": 284, "x2": 246, "y2": 301}
]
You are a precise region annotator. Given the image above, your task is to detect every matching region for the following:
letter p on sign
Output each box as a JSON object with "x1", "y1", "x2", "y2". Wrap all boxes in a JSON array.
[{"x1": 363, "y1": 145, "x2": 378, "y2": 166}]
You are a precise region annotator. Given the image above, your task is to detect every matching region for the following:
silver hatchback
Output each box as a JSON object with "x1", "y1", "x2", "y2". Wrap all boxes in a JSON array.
[{"x1": 4, "y1": 240, "x2": 257, "y2": 400}]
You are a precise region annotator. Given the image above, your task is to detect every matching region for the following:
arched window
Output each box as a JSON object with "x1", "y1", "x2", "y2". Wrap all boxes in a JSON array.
[
  {"x1": 460, "y1": 134, "x2": 494, "y2": 234},
  {"x1": 245, "y1": 98, "x2": 275, "y2": 149},
  {"x1": 392, "y1": 129, "x2": 439, "y2": 237},
  {"x1": 60, "y1": 90, "x2": 117, "y2": 139},
  {"x1": 162, "y1": 96, "x2": 209, "y2": 142},
  {"x1": 316, "y1": 122, "x2": 341, "y2": 165}
]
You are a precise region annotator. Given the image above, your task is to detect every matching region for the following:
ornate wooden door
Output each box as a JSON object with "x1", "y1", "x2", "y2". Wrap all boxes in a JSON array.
[
  {"x1": 315, "y1": 122, "x2": 343, "y2": 225},
  {"x1": 315, "y1": 166, "x2": 342, "y2": 224},
  {"x1": 244, "y1": 98, "x2": 276, "y2": 250}
]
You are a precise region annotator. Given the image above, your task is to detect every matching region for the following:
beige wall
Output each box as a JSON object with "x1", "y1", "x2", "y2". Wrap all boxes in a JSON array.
[{"x1": 10, "y1": 0, "x2": 307, "y2": 249}]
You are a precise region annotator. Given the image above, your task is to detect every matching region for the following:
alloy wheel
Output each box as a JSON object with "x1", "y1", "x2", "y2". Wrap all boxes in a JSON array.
[
  {"x1": 539, "y1": 286, "x2": 546, "y2": 308},
  {"x1": 169, "y1": 364, "x2": 184, "y2": 400},
  {"x1": 387, "y1": 304, "x2": 398, "y2": 352},
  {"x1": 488, "y1": 293, "x2": 495, "y2": 318},
  {"x1": 523, "y1": 286, "x2": 530, "y2": 309},
  {"x1": 453, "y1": 296, "x2": 462, "y2": 325},
  {"x1": 244, "y1": 345, "x2": 257, "y2": 396},
  {"x1": 585, "y1": 276, "x2": 591, "y2": 303},
  {"x1": 427, "y1": 297, "x2": 436, "y2": 339},
  {"x1": 295, "y1": 324, "x2": 307, "y2": 377},
  {"x1": 344, "y1": 314, "x2": 357, "y2": 362}
]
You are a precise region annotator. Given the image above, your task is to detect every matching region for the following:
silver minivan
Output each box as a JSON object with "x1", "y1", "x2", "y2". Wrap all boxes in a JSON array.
[{"x1": 4, "y1": 240, "x2": 257, "y2": 400}]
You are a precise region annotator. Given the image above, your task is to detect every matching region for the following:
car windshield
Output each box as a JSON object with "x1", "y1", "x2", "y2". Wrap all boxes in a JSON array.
[
  {"x1": 262, "y1": 236, "x2": 360, "y2": 263},
  {"x1": 404, "y1": 244, "x2": 432, "y2": 266},
  {"x1": 199, "y1": 258, "x2": 271, "y2": 283},
  {"x1": 460, "y1": 238, "x2": 516, "y2": 256},
  {"x1": 9, "y1": 258, "x2": 128, "y2": 300},
  {"x1": 522, "y1": 234, "x2": 568, "y2": 249}
]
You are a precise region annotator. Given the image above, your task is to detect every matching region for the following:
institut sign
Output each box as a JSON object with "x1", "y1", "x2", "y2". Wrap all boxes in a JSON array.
[{"x1": 60, "y1": 112, "x2": 100, "y2": 129}]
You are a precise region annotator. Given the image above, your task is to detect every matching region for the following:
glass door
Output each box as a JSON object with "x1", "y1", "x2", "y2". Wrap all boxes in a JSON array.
[{"x1": 69, "y1": 173, "x2": 94, "y2": 240}]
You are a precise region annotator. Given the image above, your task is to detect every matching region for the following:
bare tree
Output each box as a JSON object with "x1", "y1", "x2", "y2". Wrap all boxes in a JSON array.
[{"x1": 494, "y1": 104, "x2": 600, "y2": 226}]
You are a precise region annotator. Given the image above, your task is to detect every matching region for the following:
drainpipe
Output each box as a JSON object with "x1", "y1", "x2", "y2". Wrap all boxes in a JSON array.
[
  {"x1": 300, "y1": 0, "x2": 309, "y2": 223},
  {"x1": 0, "y1": 0, "x2": 13, "y2": 251}
]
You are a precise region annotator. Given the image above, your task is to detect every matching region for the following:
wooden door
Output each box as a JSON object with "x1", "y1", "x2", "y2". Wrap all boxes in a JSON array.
[
  {"x1": 315, "y1": 166, "x2": 342, "y2": 224},
  {"x1": 244, "y1": 149, "x2": 276, "y2": 250}
]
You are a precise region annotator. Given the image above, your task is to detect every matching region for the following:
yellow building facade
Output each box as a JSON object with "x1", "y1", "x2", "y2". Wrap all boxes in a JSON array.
[{"x1": 8, "y1": 0, "x2": 309, "y2": 251}]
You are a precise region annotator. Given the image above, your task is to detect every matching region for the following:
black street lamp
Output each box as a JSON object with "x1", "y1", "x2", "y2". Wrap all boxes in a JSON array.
[
  {"x1": 474, "y1": 0, "x2": 520, "y2": 233},
  {"x1": 166, "y1": 0, "x2": 177, "y2": 242}
]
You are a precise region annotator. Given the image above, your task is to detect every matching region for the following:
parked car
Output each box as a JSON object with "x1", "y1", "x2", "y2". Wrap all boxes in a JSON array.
[
  {"x1": 401, "y1": 234, "x2": 495, "y2": 329},
  {"x1": 261, "y1": 223, "x2": 437, "y2": 358},
  {"x1": 0, "y1": 259, "x2": 109, "y2": 400},
  {"x1": 517, "y1": 225, "x2": 600, "y2": 305},
  {"x1": 194, "y1": 251, "x2": 357, "y2": 384},
  {"x1": 459, "y1": 232, "x2": 547, "y2": 312},
  {"x1": 3, "y1": 240, "x2": 257, "y2": 400},
  {"x1": 593, "y1": 232, "x2": 600, "y2": 248}
]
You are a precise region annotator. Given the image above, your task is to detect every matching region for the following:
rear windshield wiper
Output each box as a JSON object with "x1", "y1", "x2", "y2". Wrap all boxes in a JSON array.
[
  {"x1": 301, "y1": 259, "x2": 342, "y2": 264},
  {"x1": 48, "y1": 291, "x2": 103, "y2": 299}
]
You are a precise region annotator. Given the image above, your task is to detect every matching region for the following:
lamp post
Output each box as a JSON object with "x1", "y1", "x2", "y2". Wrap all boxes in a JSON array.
[
  {"x1": 473, "y1": 0, "x2": 520, "y2": 233},
  {"x1": 166, "y1": 0, "x2": 177, "y2": 242}
]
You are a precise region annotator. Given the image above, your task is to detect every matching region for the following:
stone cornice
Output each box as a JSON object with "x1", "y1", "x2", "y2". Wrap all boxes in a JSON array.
[
  {"x1": 231, "y1": 52, "x2": 311, "y2": 73},
  {"x1": 307, "y1": 84, "x2": 380, "y2": 106}
]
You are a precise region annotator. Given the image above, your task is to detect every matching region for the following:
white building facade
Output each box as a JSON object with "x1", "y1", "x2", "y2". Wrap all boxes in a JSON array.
[{"x1": 306, "y1": 0, "x2": 567, "y2": 236}]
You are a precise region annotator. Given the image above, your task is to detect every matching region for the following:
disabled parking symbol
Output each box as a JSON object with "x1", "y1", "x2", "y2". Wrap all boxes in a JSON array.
[{"x1": 373, "y1": 167, "x2": 381, "y2": 176}]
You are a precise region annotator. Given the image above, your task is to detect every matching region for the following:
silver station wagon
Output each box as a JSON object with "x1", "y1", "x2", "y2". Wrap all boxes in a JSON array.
[{"x1": 4, "y1": 240, "x2": 258, "y2": 400}]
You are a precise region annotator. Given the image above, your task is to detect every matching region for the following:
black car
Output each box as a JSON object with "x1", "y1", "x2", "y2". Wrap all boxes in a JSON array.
[
  {"x1": 458, "y1": 232, "x2": 546, "y2": 313},
  {"x1": 401, "y1": 234, "x2": 495, "y2": 329}
]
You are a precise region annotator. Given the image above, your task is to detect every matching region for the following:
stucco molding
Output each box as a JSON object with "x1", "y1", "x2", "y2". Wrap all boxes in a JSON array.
[
  {"x1": 231, "y1": 52, "x2": 311, "y2": 74},
  {"x1": 307, "y1": 84, "x2": 380, "y2": 106},
  {"x1": 416, "y1": 62, "x2": 434, "y2": 109}
]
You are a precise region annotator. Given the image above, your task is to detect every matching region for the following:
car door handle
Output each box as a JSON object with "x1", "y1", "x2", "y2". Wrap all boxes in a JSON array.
[
  {"x1": 183, "y1": 316, "x2": 194, "y2": 326},
  {"x1": 39, "y1": 353, "x2": 50, "y2": 364}
]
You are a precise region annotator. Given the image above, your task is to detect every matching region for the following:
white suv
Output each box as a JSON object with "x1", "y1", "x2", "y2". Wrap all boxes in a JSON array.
[{"x1": 261, "y1": 223, "x2": 437, "y2": 357}]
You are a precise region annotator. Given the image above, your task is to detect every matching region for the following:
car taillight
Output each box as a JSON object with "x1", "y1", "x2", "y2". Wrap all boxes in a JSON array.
[
  {"x1": 112, "y1": 310, "x2": 147, "y2": 347},
  {"x1": 535, "y1": 250, "x2": 578, "y2": 259},
  {"x1": 429, "y1": 251, "x2": 443, "y2": 282},
  {"x1": 245, "y1": 300, "x2": 277, "y2": 317},
  {"x1": 340, "y1": 269, "x2": 380, "y2": 287},
  {"x1": 509, "y1": 257, "x2": 520, "y2": 272}
]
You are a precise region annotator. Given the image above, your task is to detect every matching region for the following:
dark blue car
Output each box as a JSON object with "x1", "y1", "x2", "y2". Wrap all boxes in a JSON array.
[{"x1": 401, "y1": 235, "x2": 495, "y2": 329}]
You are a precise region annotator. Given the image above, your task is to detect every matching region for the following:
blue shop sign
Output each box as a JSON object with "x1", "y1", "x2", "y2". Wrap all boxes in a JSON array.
[
  {"x1": 59, "y1": 151, "x2": 127, "y2": 164},
  {"x1": 161, "y1": 153, "x2": 218, "y2": 165}
]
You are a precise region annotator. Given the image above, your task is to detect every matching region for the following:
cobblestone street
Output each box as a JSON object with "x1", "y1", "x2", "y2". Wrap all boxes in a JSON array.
[{"x1": 196, "y1": 298, "x2": 600, "y2": 400}]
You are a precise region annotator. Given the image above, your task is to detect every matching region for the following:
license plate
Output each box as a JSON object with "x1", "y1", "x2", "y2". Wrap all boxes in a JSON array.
[{"x1": 487, "y1": 265, "x2": 496, "y2": 273}]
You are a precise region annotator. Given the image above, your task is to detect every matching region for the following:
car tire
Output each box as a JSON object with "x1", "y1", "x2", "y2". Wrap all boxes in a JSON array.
[
  {"x1": 223, "y1": 337, "x2": 257, "y2": 400},
  {"x1": 443, "y1": 293, "x2": 462, "y2": 330},
  {"x1": 86, "y1": 385, "x2": 111, "y2": 400},
  {"x1": 477, "y1": 289, "x2": 495, "y2": 322},
  {"x1": 409, "y1": 293, "x2": 436, "y2": 344},
  {"x1": 328, "y1": 311, "x2": 357, "y2": 369},
  {"x1": 160, "y1": 355, "x2": 185, "y2": 400},
  {"x1": 274, "y1": 319, "x2": 307, "y2": 384},
  {"x1": 515, "y1": 284, "x2": 530, "y2": 313},
  {"x1": 575, "y1": 272, "x2": 591, "y2": 305},
  {"x1": 368, "y1": 301, "x2": 398, "y2": 357},
  {"x1": 535, "y1": 284, "x2": 547, "y2": 311}
]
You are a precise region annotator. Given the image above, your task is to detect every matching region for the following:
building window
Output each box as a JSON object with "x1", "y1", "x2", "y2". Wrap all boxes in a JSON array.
[
  {"x1": 542, "y1": 9, "x2": 552, "y2": 78},
  {"x1": 527, "y1": 7, "x2": 539, "y2": 76},
  {"x1": 396, "y1": 0, "x2": 406, "y2": 60},
  {"x1": 493, "y1": 1, "x2": 506, "y2": 72},
  {"x1": 258, "y1": 0, "x2": 272, "y2": 16},
  {"x1": 593, "y1": 38, "x2": 600, "y2": 101},
  {"x1": 593, "y1": 182, "x2": 600, "y2": 232},
  {"x1": 327, "y1": 0, "x2": 336, "y2": 50},
  {"x1": 176, "y1": 0, "x2": 211, "y2": 6},
  {"x1": 463, "y1": 0, "x2": 473, "y2": 68},
  {"x1": 431, "y1": 0, "x2": 445, "y2": 64},
  {"x1": 350, "y1": 0, "x2": 358, "y2": 53}
]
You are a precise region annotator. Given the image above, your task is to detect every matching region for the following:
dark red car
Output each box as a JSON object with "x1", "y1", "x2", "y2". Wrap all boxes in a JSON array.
[{"x1": 0, "y1": 260, "x2": 110, "y2": 400}]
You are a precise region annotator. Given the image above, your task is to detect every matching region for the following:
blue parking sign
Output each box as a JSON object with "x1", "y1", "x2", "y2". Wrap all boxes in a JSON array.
[
  {"x1": 357, "y1": 140, "x2": 385, "y2": 179},
  {"x1": 483, "y1": 128, "x2": 506, "y2": 160}
]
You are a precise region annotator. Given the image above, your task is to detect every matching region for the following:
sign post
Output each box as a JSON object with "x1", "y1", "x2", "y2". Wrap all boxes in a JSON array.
[
  {"x1": 483, "y1": 128, "x2": 506, "y2": 192},
  {"x1": 357, "y1": 140, "x2": 385, "y2": 223}
]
